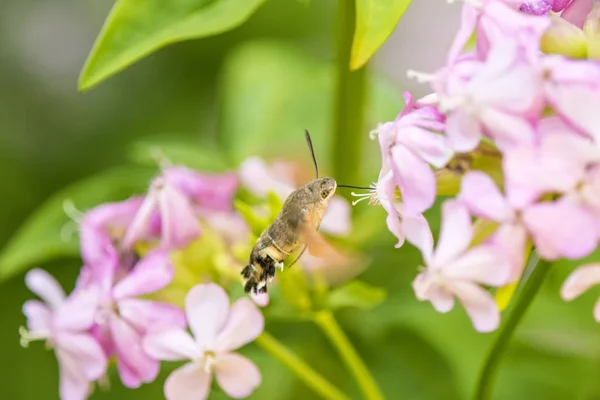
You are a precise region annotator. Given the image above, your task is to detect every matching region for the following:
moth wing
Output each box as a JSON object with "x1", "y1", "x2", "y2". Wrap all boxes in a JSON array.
[{"x1": 298, "y1": 207, "x2": 343, "y2": 261}]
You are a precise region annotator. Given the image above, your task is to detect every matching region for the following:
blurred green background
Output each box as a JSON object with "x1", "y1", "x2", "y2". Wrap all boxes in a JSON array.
[{"x1": 2, "y1": 1, "x2": 600, "y2": 399}]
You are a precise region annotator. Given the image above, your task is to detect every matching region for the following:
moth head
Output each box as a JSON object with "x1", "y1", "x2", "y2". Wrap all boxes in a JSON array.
[{"x1": 310, "y1": 177, "x2": 336, "y2": 201}]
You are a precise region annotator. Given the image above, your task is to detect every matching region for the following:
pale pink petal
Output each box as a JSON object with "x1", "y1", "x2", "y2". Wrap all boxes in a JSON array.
[
  {"x1": 23, "y1": 300, "x2": 51, "y2": 333},
  {"x1": 445, "y1": 111, "x2": 482, "y2": 152},
  {"x1": 444, "y1": 245, "x2": 512, "y2": 286},
  {"x1": 185, "y1": 283, "x2": 230, "y2": 348},
  {"x1": 553, "y1": 0, "x2": 574, "y2": 12},
  {"x1": 109, "y1": 314, "x2": 159, "y2": 387},
  {"x1": 400, "y1": 127, "x2": 453, "y2": 169},
  {"x1": 58, "y1": 363, "x2": 89, "y2": 400},
  {"x1": 390, "y1": 145, "x2": 436, "y2": 215},
  {"x1": 214, "y1": 298, "x2": 264, "y2": 353},
  {"x1": 480, "y1": 109, "x2": 536, "y2": 150},
  {"x1": 25, "y1": 268, "x2": 65, "y2": 309},
  {"x1": 143, "y1": 329, "x2": 200, "y2": 361},
  {"x1": 113, "y1": 250, "x2": 173, "y2": 299},
  {"x1": 561, "y1": 0, "x2": 592, "y2": 28},
  {"x1": 250, "y1": 292, "x2": 270, "y2": 307},
  {"x1": 523, "y1": 201, "x2": 598, "y2": 260},
  {"x1": 377, "y1": 171, "x2": 406, "y2": 248},
  {"x1": 238, "y1": 157, "x2": 295, "y2": 199},
  {"x1": 118, "y1": 299, "x2": 185, "y2": 332},
  {"x1": 214, "y1": 353, "x2": 261, "y2": 399},
  {"x1": 451, "y1": 281, "x2": 500, "y2": 332},
  {"x1": 547, "y1": 84, "x2": 600, "y2": 142},
  {"x1": 164, "y1": 362, "x2": 211, "y2": 400},
  {"x1": 560, "y1": 263, "x2": 600, "y2": 300},
  {"x1": 459, "y1": 171, "x2": 513, "y2": 222},
  {"x1": 54, "y1": 287, "x2": 100, "y2": 332},
  {"x1": 320, "y1": 197, "x2": 351, "y2": 236},
  {"x1": 446, "y1": 4, "x2": 478, "y2": 64},
  {"x1": 413, "y1": 273, "x2": 455, "y2": 312},
  {"x1": 488, "y1": 224, "x2": 529, "y2": 282},
  {"x1": 433, "y1": 200, "x2": 473, "y2": 267},
  {"x1": 429, "y1": 288, "x2": 455, "y2": 313},
  {"x1": 402, "y1": 213, "x2": 434, "y2": 262},
  {"x1": 123, "y1": 190, "x2": 158, "y2": 249},
  {"x1": 159, "y1": 183, "x2": 202, "y2": 249},
  {"x1": 55, "y1": 332, "x2": 107, "y2": 381}
]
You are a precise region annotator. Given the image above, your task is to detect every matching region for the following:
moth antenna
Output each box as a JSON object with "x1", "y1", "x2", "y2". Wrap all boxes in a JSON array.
[
  {"x1": 337, "y1": 184, "x2": 373, "y2": 190},
  {"x1": 304, "y1": 129, "x2": 319, "y2": 178}
]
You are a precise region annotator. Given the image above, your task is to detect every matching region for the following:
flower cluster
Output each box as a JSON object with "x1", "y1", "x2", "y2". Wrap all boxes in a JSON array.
[
  {"x1": 20, "y1": 166, "x2": 265, "y2": 400},
  {"x1": 369, "y1": 0, "x2": 600, "y2": 331}
]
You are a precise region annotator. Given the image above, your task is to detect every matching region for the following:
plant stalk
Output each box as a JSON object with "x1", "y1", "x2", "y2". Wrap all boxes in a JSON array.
[
  {"x1": 474, "y1": 255, "x2": 552, "y2": 400},
  {"x1": 255, "y1": 332, "x2": 350, "y2": 400},
  {"x1": 332, "y1": 0, "x2": 367, "y2": 193},
  {"x1": 314, "y1": 311, "x2": 385, "y2": 400}
]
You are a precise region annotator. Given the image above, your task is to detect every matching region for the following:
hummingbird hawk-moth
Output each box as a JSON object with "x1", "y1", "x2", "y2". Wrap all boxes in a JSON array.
[{"x1": 241, "y1": 131, "x2": 367, "y2": 294}]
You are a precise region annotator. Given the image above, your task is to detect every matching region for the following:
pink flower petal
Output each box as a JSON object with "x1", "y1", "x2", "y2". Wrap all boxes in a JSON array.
[
  {"x1": 23, "y1": 300, "x2": 51, "y2": 333},
  {"x1": 320, "y1": 197, "x2": 352, "y2": 236},
  {"x1": 451, "y1": 281, "x2": 500, "y2": 332},
  {"x1": 238, "y1": 157, "x2": 295, "y2": 199},
  {"x1": 112, "y1": 250, "x2": 174, "y2": 299},
  {"x1": 489, "y1": 224, "x2": 529, "y2": 282},
  {"x1": 185, "y1": 283, "x2": 230, "y2": 348},
  {"x1": 214, "y1": 353, "x2": 261, "y2": 399},
  {"x1": 459, "y1": 171, "x2": 513, "y2": 222},
  {"x1": 444, "y1": 244, "x2": 512, "y2": 286},
  {"x1": 109, "y1": 314, "x2": 159, "y2": 388},
  {"x1": 214, "y1": 298, "x2": 264, "y2": 353},
  {"x1": 479, "y1": 109, "x2": 535, "y2": 150},
  {"x1": 445, "y1": 110, "x2": 482, "y2": 152},
  {"x1": 123, "y1": 189, "x2": 158, "y2": 249},
  {"x1": 547, "y1": 84, "x2": 600, "y2": 143},
  {"x1": 561, "y1": 0, "x2": 592, "y2": 28},
  {"x1": 25, "y1": 268, "x2": 65, "y2": 309},
  {"x1": 58, "y1": 364, "x2": 90, "y2": 400},
  {"x1": 164, "y1": 362, "x2": 211, "y2": 400},
  {"x1": 390, "y1": 145, "x2": 436, "y2": 215},
  {"x1": 430, "y1": 287, "x2": 455, "y2": 313},
  {"x1": 560, "y1": 263, "x2": 600, "y2": 300},
  {"x1": 250, "y1": 292, "x2": 270, "y2": 307},
  {"x1": 118, "y1": 299, "x2": 185, "y2": 332},
  {"x1": 446, "y1": 4, "x2": 479, "y2": 64},
  {"x1": 399, "y1": 127, "x2": 453, "y2": 169},
  {"x1": 433, "y1": 200, "x2": 473, "y2": 267},
  {"x1": 523, "y1": 201, "x2": 598, "y2": 260},
  {"x1": 55, "y1": 332, "x2": 107, "y2": 381},
  {"x1": 402, "y1": 213, "x2": 434, "y2": 262},
  {"x1": 143, "y1": 329, "x2": 200, "y2": 361},
  {"x1": 54, "y1": 287, "x2": 100, "y2": 332},
  {"x1": 376, "y1": 171, "x2": 406, "y2": 248},
  {"x1": 158, "y1": 182, "x2": 202, "y2": 249}
]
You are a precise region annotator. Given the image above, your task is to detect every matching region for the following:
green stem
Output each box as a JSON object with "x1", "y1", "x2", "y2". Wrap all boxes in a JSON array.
[
  {"x1": 314, "y1": 311, "x2": 385, "y2": 400},
  {"x1": 332, "y1": 0, "x2": 367, "y2": 192},
  {"x1": 255, "y1": 332, "x2": 349, "y2": 400},
  {"x1": 474, "y1": 255, "x2": 552, "y2": 400}
]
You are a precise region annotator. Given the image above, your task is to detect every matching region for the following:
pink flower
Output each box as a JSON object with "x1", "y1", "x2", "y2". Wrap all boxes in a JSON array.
[
  {"x1": 412, "y1": 200, "x2": 512, "y2": 332},
  {"x1": 125, "y1": 166, "x2": 239, "y2": 250},
  {"x1": 561, "y1": 0, "x2": 592, "y2": 28},
  {"x1": 541, "y1": 56, "x2": 600, "y2": 142},
  {"x1": 144, "y1": 283, "x2": 263, "y2": 400},
  {"x1": 90, "y1": 250, "x2": 186, "y2": 388},
  {"x1": 561, "y1": 263, "x2": 600, "y2": 321},
  {"x1": 238, "y1": 156, "x2": 351, "y2": 236},
  {"x1": 520, "y1": 0, "x2": 553, "y2": 15},
  {"x1": 374, "y1": 91, "x2": 452, "y2": 216},
  {"x1": 21, "y1": 269, "x2": 106, "y2": 400},
  {"x1": 80, "y1": 197, "x2": 143, "y2": 288},
  {"x1": 440, "y1": 40, "x2": 542, "y2": 151}
]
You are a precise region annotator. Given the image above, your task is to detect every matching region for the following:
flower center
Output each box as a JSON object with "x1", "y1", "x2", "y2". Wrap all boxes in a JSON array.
[
  {"x1": 202, "y1": 351, "x2": 217, "y2": 373},
  {"x1": 350, "y1": 183, "x2": 380, "y2": 206}
]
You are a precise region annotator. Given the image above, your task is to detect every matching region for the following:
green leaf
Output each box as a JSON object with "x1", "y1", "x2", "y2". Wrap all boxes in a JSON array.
[
  {"x1": 234, "y1": 199, "x2": 270, "y2": 237},
  {"x1": 0, "y1": 167, "x2": 155, "y2": 282},
  {"x1": 266, "y1": 191, "x2": 283, "y2": 219},
  {"x1": 328, "y1": 280, "x2": 386, "y2": 310},
  {"x1": 79, "y1": 0, "x2": 267, "y2": 90},
  {"x1": 350, "y1": 0, "x2": 411, "y2": 70}
]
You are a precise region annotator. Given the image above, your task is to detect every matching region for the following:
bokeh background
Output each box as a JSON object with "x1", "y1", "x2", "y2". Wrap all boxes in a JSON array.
[{"x1": 2, "y1": 1, "x2": 600, "y2": 399}]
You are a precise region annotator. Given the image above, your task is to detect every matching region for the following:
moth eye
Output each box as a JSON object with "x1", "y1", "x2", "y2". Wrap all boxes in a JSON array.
[{"x1": 321, "y1": 189, "x2": 329, "y2": 199}]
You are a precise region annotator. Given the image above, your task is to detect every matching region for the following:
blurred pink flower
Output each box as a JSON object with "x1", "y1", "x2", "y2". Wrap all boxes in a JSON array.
[
  {"x1": 561, "y1": 0, "x2": 592, "y2": 28},
  {"x1": 441, "y1": 40, "x2": 542, "y2": 151},
  {"x1": 520, "y1": 0, "x2": 553, "y2": 15},
  {"x1": 144, "y1": 283, "x2": 263, "y2": 400},
  {"x1": 374, "y1": 91, "x2": 452, "y2": 216},
  {"x1": 80, "y1": 197, "x2": 143, "y2": 288},
  {"x1": 561, "y1": 263, "x2": 600, "y2": 321},
  {"x1": 90, "y1": 250, "x2": 186, "y2": 388},
  {"x1": 124, "y1": 167, "x2": 240, "y2": 250},
  {"x1": 412, "y1": 201, "x2": 512, "y2": 332},
  {"x1": 238, "y1": 156, "x2": 351, "y2": 236},
  {"x1": 21, "y1": 269, "x2": 106, "y2": 400}
]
